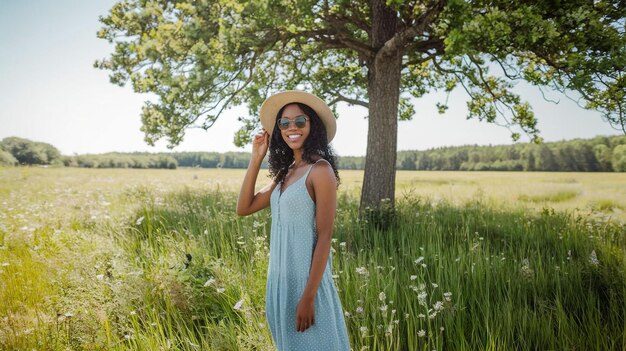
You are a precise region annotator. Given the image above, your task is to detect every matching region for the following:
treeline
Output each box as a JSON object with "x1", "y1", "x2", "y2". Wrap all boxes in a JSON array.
[
  {"x1": 2, "y1": 135, "x2": 625, "y2": 171},
  {"x1": 0, "y1": 137, "x2": 257, "y2": 170},
  {"x1": 171, "y1": 151, "x2": 264, "y2": 169},
  {"x1": 63, "y1": 152, "x2": 178, "y2": 169},
  {"x1": 0, "y1": 137, "x2": 63, "y2": 166},
  {"x1": 0, "y1": 137, "x2": 178, "y2": 169},
  {"x1": 391, "y1": 135, "x2": 626, "y2": 172}
]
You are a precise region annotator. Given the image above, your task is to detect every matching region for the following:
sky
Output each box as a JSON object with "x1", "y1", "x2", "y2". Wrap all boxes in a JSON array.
[{"x1": 0, "y1": 1, "x2": 623, "y2": 157}]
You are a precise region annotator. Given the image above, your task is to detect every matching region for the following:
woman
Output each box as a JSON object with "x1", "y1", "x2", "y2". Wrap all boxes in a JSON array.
[{"x1": 236, "y1": 91, "x2": 351, "y2": 350}]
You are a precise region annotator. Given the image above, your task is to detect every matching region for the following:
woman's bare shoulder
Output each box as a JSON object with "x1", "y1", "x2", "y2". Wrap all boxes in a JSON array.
[{"x1": 309, "y1": 158, "x2": 334, "y2": 182}]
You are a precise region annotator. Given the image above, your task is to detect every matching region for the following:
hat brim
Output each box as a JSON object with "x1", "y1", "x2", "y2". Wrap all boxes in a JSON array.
[{"x1": 259, "y1": 90, "x2": 336, "y2": 142}]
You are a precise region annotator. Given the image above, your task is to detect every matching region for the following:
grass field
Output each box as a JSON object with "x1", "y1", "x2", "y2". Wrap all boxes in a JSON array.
[{"x1": 0, "y1": 166, "x2": 625, "y2": 350}]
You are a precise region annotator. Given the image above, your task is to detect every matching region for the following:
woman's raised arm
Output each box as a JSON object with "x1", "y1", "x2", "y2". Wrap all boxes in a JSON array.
[{"x1": 236, "y1": 131, "x2": 276, "y2": 216}]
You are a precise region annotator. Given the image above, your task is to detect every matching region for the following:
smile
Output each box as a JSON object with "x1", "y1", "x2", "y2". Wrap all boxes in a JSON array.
[{"x1": 287, "y1": 134, "x2": 302, "y2": 141}]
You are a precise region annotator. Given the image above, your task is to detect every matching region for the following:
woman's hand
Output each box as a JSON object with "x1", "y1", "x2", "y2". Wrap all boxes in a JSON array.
[
  {"x1": 295, "y1": 296, "x2": 315, "y2": 332},
  {"x1": 251, "y1": 129, "x2": 269, "y2": 161}
]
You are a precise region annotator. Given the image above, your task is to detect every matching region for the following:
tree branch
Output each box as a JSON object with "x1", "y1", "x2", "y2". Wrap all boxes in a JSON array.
[
  {"x1": 328, "y1": 93, "x2": 369, "y2": 108},
  {"x1": 377, "y1": 0, "x2": 446, "y2": 60}
]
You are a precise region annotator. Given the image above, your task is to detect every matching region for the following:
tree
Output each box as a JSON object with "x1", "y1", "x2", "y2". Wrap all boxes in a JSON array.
[
  {"x1": 0, "y1": 137, "x2": 62, "y2": 165},
  {"x1": 0, "y1": 149, "x2": 18, "y2": 166},
  {"x1": 594, "y1": 144, "x2": 613, "y2": 171},
  {"x1": 400, "y1": 152, "x2": 417, "y2": 170},
  {"x1": 612, "y1": 144, "x2": 626, "y2": 172},
  {"x1": 96, "y1": 0, "x2": 626, "y2": 211}
]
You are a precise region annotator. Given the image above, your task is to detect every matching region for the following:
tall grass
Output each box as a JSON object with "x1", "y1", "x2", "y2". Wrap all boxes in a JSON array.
[
  {"x1": 1, "y1": 168, "x2": 625, "y2": 350},
  {"x1": 518, "y1": 190, "x2": 579, "y2": 203}
]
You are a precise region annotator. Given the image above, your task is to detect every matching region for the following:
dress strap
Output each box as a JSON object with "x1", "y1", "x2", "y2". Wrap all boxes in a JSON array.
[{"x1": 304, "y1": 158, "x2": 328, "y2": 180}]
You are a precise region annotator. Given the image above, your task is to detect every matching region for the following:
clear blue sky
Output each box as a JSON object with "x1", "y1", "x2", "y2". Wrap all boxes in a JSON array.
[{"x1": 0, "y1": 1, "x2": 623, "y2": 157}]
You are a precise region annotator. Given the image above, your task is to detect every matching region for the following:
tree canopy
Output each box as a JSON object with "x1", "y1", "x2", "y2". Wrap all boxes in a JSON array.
[
  {"x1": 0, "y1": 137, "x2": 62, "y2": 166},
  {"x1": 96, "y1": 0, "x2": 626, "y2": 210}
]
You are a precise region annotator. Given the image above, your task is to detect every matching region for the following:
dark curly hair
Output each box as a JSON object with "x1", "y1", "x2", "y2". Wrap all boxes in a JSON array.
[{"x1": 268, "y1": 102, "x2": 340, "y2": 186}]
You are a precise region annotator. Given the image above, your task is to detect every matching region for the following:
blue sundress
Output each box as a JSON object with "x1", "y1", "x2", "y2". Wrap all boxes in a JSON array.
[{"x1": 265, "y1": 159, "x2": 351, "y2": 350}]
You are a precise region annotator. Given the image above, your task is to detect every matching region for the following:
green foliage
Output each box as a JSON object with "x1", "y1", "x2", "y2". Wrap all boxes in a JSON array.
[
  {"x1": 96, "y1": 0, "x2": 626, "y2": 149},
  {"x1": 392, "y1": 135, "x2": 625, "y2": 172},
  {"x1": 0, "y1": 136, "x2": 62, "y2": 165},
  {"x1": 611, "y1": 144, "x2": 626, "y2": 172},
  {"x1": 62, "y1": 152, "x2": 178, "y2": 169},
  {"x1": 0, "y1": 150, "x2": 17, "y2": 166},
  {"x1": 3, "y1": 135, "x2": 622, "y2": 172}
]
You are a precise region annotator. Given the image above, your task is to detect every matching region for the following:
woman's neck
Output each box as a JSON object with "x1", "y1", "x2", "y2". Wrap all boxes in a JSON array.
[{"x1": 292, "y1": 149, "x2": 303, "y2": 167}]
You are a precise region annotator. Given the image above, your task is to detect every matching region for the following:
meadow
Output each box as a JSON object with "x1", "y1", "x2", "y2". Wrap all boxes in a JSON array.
[{"x1": 0, "y1": 166, "x2": 624, "y2": 350}]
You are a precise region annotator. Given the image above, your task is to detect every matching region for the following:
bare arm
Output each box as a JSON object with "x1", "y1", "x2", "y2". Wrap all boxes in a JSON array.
[
  {"x1": 236, "y1": 131, "x2": 276, "y2": 216},
  {"x1": 296, "y1": 160, "x2": 337, "y2": 332}
]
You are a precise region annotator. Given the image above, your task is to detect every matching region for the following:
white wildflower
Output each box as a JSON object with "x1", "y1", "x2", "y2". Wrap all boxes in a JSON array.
[
  {"x1": 356, "y1": 306, "x2": 364, "y2": 314},
  {"x1": 589, "y1": 250, "x2": 599, "y2": 266},
  {"x1": 379, "y1": 292, "x2": 386, "y2": 301},
  {"x1": 432, "y1": 283, "x2": 438, "y2": 288},
  {"x1": 433, "y1": 301, "x2": 444, "y2": 311},
  {"x1": 135, "y1": 216, "x2": 144, "y2": 225},
  {"x1": 216, "y1": 287, "x2": 225, "y2": 293},
  {"x1": 356, "y1": 267, "x2": 369, "y2": 276},
  {"x1": 418, "y1": 291, "x2": 428, "y2": 306},
  {"x1": 414, "y1": 256, "x2": 425, "y2": 264},
  {"x1": 410, "y1": 275, "x2": 417, "y2": 280},
  {"x1": 443, "y1": 292, "x2": 452, "y2": 302},
  {"x1": 379, "y1": 304, "x2": 388, "y2": 312},
  {"x1": 234, "y1": 299, "x2": 244, "y2": 310},
  {"x1": 418, "y1": 329, "x2": 426, "y2": 337},
  {"x1": 204, "y1": 277, "x2": 216, "y2": 287},
  {"x1": 520, "y1": 258, "x2": 533, "y2": 278}
]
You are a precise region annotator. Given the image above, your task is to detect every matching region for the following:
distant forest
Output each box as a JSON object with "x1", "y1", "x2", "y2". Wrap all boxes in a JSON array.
[{"x1": 1, "y1": 135, "x2": 625, "y2": 172}]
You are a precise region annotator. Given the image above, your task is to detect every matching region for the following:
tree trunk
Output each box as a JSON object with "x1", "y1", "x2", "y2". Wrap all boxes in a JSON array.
[{"x1": 360, "y1": 0, "x2": 402, "y2": 211}]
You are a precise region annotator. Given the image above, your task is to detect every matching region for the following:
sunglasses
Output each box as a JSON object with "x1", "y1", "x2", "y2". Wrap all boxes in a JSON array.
[{"x1": 277, "y1": 115, "x2": 309, "y2": 130}]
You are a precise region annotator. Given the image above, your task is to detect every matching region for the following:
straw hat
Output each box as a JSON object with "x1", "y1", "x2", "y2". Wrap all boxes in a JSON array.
[{"x1": 259, "y1": 90, "x2": 336, "y2": 142}]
